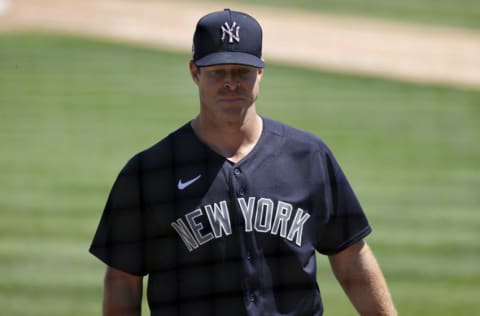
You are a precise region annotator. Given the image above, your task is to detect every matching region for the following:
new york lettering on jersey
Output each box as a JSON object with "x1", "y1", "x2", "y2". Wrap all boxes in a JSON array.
[{"x1": 171, "y1": 197, "x2": 311, "y2": 252}]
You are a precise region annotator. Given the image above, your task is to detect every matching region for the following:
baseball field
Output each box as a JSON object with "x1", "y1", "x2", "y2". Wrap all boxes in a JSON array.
[{"x1": 1, "y1": 0, "x2": 479, "y2": 315}]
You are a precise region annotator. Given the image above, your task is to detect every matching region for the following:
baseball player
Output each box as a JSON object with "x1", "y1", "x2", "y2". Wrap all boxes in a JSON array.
[{"x1": 90, "y1": 9, "x2": 396, "y2": 316}]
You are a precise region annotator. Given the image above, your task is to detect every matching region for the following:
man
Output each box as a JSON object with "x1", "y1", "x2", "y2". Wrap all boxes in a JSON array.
[{"x1": 90, "y1": 8, "x2": 397, "y2": 316}]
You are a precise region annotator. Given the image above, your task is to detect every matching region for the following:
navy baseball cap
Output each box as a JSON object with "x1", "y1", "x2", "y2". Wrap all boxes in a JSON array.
[{"x1": 192, "y1": 9, "x2": 265, "y2": 68}]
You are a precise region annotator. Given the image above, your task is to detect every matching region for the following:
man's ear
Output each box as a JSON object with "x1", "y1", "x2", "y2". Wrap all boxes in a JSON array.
[
  {"x1": 257, "y1": 67, "x2": 264, "y2": 79},
  {"x1": 189, "y1": 60, "x2": 200, "y2": 85}
]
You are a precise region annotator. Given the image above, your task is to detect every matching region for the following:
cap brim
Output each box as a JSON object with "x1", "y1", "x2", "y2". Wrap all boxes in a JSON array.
[{"x1": 194, "y1": 52, "x2": 265, "y2": 68}]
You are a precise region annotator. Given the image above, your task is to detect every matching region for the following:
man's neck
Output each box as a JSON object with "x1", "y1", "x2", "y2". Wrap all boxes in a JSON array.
[{"x1": 191, "y1": 112, "x2": 263, "y2": 163}]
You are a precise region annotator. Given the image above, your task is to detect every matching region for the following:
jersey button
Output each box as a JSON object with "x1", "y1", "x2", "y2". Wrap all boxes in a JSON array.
[
  {"x1": 233, "y1": 168, "x2": 241, "y2": 175},
  {"x1": 249, "y1": 295, "x2": 256, "y2": 303}
]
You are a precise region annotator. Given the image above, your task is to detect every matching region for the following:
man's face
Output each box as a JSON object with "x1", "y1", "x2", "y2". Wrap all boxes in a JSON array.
[{"x1": 190, "y1": 62, "x2": 264, "y2": 118}]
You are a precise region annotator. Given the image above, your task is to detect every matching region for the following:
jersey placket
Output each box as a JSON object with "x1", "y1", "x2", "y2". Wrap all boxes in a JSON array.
[{"x1": 225, "y1": 162, "x2": 265, "y2": 311}]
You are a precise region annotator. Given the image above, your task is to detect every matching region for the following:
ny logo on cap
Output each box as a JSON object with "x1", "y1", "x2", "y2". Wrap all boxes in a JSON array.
[{"x1": 221, "y1": 21, "x2": 240, "y2": 43}]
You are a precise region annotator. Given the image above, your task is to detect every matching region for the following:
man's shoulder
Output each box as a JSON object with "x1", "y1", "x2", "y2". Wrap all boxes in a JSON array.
[
  {"x1": 121, "y1": 122, "x2": 197, "y2": 171},
  {"x1": 263, "y1": 117, "x2": 329, "y2": 151},
  {"x1": 144, "y1": 121, "x2": 194, "y2": 153}
]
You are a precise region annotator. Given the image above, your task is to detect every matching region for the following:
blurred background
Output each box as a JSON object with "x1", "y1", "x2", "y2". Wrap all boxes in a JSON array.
[{"x1": 1, "y1": 0, "x2": 479, "y2": 315}]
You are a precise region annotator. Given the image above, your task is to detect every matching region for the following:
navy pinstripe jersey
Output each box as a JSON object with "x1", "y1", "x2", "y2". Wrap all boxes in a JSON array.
[{"x1": 89, "y1": 117, "x2": 371, "y2": 316}]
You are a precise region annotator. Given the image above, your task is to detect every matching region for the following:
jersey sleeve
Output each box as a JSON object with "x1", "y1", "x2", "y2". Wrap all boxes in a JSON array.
[
  {"x1": 89, "y1": 155, "x2": 147, "y2": 276},
  {"x1": 314, "y1": 147, "x2": 372, "y2": 255}
]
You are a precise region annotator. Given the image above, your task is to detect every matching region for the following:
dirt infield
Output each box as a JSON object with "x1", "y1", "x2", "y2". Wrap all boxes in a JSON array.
[{"x1": 1, "y1": 0, "x2": 480, "y2": 90}]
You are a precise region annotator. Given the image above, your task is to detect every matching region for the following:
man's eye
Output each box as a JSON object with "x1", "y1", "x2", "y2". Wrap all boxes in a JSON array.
[
  {"x1": 207, "y1": 68, "x2": 253, "y2": 79},
  {"x1": 236, "y1": 69, "x2": 254, "y2": 79}
]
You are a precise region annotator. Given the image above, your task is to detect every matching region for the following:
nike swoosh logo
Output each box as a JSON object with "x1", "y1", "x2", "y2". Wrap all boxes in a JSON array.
[{"x1": 177, "y1": 174, "x2": 202, "y2": 190}]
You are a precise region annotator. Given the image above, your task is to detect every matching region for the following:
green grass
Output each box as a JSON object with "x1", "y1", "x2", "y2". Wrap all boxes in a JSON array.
[
  {"x1": 198, "y1": 0, "x2": 480, "y2": 29},
  {"x1": 1, "y1": 33, "x2": 479, "y2": 315}
]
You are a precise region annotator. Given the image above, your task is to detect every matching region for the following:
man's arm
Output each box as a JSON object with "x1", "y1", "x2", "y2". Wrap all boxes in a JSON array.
[
  {"x1": 103, "y1": 266, "x2": 143, "y2": 316},
  {"x1": 329, "y1": 240, "x2": 397, "y2": 316}
]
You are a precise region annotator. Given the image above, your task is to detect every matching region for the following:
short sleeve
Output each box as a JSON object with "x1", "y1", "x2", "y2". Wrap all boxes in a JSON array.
[
  {"x1": 314, "y1": 148, "x2": 372, "y2": 255},
  {"x1": 89, "y1": 155, "x2": 147, "y2": 276}
]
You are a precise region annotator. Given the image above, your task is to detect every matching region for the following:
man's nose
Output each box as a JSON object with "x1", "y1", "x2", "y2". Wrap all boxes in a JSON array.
[{"x1": 223, "y1": 71, "x2": 240, "y2": 89}]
